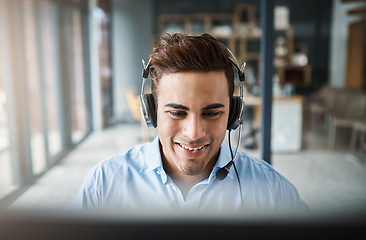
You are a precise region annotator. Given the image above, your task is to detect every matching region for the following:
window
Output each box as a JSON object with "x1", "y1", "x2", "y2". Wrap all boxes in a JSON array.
[
  {"x1": 42, "y1": 0, "x2": 63, "y2": 157},
  {"x1": 67, "y1": 3, "x2": 91, "y2": 143},
  {"x1": 0, "y1": 53, "x2": 15, "y2": 200},
  {"x1": 0, "y1": 0, "x2": 93, "y2": 204},
  {"x1": 23, "y1": 0, "x2": 47, "y2": 174},
  {"x1": 96, "y1": 0, "x2": 114, "y2": 127}
]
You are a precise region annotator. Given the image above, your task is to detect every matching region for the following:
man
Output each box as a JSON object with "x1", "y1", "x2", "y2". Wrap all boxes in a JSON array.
[{"x1": 71, "y1": 33, "x2": 308, "y2": 213}]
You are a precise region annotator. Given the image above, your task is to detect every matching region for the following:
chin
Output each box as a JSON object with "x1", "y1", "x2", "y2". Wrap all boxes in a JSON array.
[
  {"x1": 176, "y1": 157, "x2": 209, "y2": 175},
  {"x1": 179, "y1": 166, "x2": 204, "y2": 176}
]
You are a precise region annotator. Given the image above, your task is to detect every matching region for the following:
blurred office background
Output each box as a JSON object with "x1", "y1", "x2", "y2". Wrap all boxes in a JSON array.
[{"x1": 0, "y1": 0, "x2": 365, "y2": 214}]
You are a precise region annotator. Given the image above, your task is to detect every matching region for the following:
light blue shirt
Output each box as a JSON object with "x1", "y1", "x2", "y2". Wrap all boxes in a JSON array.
[{"x1": 71, "y1": 137, "x2": 308, "y2": 213}]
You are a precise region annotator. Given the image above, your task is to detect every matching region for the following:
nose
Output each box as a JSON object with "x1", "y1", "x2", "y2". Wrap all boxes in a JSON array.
[{"x1": 182, "y1": 114, "x2": 206, "y2": 142}]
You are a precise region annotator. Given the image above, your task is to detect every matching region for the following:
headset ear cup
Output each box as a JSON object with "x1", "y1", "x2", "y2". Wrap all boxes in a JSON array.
[
  {"x1": 146, "y1": 94, "x2": 157, "y2": 128},
  {"x1": 141, "y1": 93, "x2": 157, "y2": 128},
  {"x1": 227, "y1": 96, "x2": 242, "y2": 130}
]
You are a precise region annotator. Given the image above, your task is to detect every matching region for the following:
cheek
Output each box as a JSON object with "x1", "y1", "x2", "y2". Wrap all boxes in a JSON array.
[
  {"x1": 156, "y1": 111, "x2": 179, "y2": 136},
  {"x1": 205, "y1": 114, "x2": 229, "y2": 138},
  {"x1": 212, "y1": 117, "x2": 229, "y2": 134}
]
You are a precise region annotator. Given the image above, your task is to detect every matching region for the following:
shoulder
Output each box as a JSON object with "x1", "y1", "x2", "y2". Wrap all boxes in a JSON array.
[
  {"x1": 91, "y1": 140, "x2": 152, "y2": 177},
  {"x1": 235, "y1": 150, "x2": 296, "y2": 190},
  {"x1": 71, "y1": 139, "x2": 161, "y2": 209},
  {"x1": 235, "y1": 150, "x2": 308, "y2": 210},
  {"x1": 235, "y1": 150, "x2": 274, "y2": 173}
]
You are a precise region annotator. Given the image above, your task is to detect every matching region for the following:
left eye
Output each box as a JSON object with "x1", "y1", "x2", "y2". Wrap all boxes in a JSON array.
[{"x1": 203, "y1": 112, "x2": 222, "y2": 118}]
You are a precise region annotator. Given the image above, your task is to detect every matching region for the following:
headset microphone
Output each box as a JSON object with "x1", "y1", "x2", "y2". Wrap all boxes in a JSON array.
[
  {"x1": 215, "y1": 127, "x2": 242, "y2": 181},
  {"x1": 216, "y1": 161, "x2": 233, "y2": 180}
]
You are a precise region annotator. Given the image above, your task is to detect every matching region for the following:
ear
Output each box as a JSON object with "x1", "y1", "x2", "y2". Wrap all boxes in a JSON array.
[{"x1": 227, "y1": 96, "x2": 242, "y2": 130}]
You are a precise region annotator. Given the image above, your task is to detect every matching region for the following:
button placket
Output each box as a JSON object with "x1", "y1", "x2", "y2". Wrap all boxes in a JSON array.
[
  {"x1": 184, "y1": 183, "x2": 210, "y2": 210},
  {"x1": 165, "y1": 178, "x2": 185, "y2": 208}
]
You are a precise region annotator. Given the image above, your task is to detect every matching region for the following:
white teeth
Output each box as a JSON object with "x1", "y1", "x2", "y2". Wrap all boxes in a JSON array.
[{"x1": 179, "y1": 144, "x2": 205, "y2": 151}]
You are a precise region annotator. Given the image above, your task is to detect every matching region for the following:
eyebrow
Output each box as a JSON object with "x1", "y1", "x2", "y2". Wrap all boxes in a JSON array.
[
  {"x1": 164, "y1": 103, "x2": 224, "y2": 111},
  {"x1": 165, "y1": 103, "x2": 189, "y2": 111},
  {"x1": 201, "y1": 103, "x2": 225, "y2": 111}
]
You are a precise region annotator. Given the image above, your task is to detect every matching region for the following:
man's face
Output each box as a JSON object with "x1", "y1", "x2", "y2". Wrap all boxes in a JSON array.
[{"x1": 156, "y1": 71, "x2": 230, "y2": 178}]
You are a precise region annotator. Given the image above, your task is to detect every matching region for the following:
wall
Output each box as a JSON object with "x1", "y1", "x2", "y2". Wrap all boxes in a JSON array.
[
  {"x1": 329, "y1": 0, "x2": 364, "y2": 88},
  {"x1": 111, "y1": 0, "x2": 154, "y2": 122}
]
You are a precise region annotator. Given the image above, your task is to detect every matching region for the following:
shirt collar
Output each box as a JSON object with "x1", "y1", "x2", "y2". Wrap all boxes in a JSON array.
[
  {"x1": 141, "y1": 136, "x2": 163, "y2": 173},
  {"x1": 140, "y1": 136, "x2": 169, "y2": 184},
  {"x1": 141, "y1": 136, "x2": 234, "y2": 180}
]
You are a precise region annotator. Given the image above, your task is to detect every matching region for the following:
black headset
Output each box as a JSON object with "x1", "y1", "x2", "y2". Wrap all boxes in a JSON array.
[{"x1": 139, "y1": 51, "x2": 245, "y2": 131}]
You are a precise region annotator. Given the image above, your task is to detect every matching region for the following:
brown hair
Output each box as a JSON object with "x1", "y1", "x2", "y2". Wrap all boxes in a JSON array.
[{"x1": 149, "y1": 33, "x2": 235, "y2": 98}]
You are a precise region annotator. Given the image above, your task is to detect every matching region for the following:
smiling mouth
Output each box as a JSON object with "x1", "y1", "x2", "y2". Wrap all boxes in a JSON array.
[{"x1": 177, "y1": 143, "x2": 208, "y2": 151}]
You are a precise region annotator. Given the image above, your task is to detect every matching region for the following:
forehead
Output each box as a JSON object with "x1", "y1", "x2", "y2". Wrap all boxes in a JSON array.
[{"x1": 156, "y1": 71, "x2": 229, "y2": 106}]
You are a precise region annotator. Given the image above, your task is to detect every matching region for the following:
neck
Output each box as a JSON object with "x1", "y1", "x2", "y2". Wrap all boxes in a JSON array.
[{"x1": 159, "y1": 142, "x2": 219, "y2": 197}]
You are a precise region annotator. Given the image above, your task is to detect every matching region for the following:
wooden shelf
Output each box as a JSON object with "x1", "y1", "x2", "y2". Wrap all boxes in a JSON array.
[
  {"x1": 348, "y1": 6, "x2": 366, "y2": 15},
  {"x1": 156, "y1": 3, "x2": 312, "y2": 90}
]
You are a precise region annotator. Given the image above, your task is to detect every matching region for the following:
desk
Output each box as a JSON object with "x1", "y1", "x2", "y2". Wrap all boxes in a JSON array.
[{"x1": 244, "y1": 95, "x2": 304, "y2": 152}]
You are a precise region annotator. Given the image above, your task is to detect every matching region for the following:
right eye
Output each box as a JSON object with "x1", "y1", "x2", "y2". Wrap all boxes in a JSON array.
[{"x1": 168, "y1": 111, "x2": 187, "y2": 119}]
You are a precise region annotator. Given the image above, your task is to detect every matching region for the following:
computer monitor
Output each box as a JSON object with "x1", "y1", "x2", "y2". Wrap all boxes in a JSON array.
[{"x1": 0, "y1": 208, "x2": 365, "y2": 240}]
